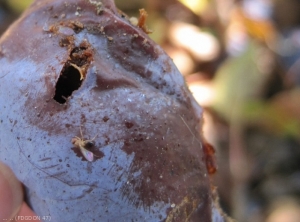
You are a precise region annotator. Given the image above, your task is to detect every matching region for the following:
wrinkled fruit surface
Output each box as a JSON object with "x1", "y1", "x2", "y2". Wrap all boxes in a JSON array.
[{"x1": 0, "y1": 0, "x2": 227, "y2": 221}]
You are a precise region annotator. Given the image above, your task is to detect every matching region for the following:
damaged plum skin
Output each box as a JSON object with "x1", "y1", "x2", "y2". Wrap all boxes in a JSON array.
[{"x1": 0, "y1": 0, "x2": 225, "y2": 221}]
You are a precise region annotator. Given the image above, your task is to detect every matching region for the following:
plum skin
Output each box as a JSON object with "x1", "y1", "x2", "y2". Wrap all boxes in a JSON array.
[{"x1": 0, "y1": 0, "x2": 227, "y2": 221}]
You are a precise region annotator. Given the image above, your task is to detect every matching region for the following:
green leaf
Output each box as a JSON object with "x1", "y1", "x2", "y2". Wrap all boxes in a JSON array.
[
  {"x1": 212, "y1": 41, "x2": 270, "y2": 123},
  {"x1": 6, "y1": 0, "x2": 34, "y2": 13}
]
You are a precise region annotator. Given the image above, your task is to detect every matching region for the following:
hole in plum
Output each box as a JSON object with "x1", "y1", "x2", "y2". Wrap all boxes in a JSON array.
[
  {"x1": 53, "y1": 64, "x2": 83, "y2": 104},
  {"x1": 53, "y1": 43, "x2": 93, "y2": 104}
]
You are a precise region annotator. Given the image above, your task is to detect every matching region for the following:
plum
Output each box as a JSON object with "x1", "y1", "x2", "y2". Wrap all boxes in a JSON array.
[{"x1": 0, "y1": 0, "x2": 230, "y2": 221}]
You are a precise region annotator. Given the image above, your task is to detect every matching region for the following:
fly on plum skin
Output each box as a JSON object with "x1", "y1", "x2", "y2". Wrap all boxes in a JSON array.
[
  {"x1": 71, "y1": 127, "x2": 97, "y2": 162},
  {"x1": 71, "y1": 136, "x2": 95, "y2": 162}
]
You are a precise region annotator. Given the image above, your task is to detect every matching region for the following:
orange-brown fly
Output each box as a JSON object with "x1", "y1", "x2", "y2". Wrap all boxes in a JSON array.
[{"x1": 203, "y1": 142, "x2": 217, "y2": 175}]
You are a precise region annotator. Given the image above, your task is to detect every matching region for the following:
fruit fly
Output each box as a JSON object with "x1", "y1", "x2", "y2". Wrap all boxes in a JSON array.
[
  {"x1": 180, "y1": 115, "x2": 217, "y2": 175},
  {"x1": 137, "y1": 8, "x2": 152, "y2": 34},
  {"x1": 71, "y1": 127, "x2": 96, "y2": 162},
  {"x1": 203, "y1": 142, "x2": 217, "y2": 175}
]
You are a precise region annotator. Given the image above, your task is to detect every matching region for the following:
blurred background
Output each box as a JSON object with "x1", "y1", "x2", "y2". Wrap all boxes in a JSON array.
[{"x1": 1, "y1": 0, "x2": 300, "y2": 221}]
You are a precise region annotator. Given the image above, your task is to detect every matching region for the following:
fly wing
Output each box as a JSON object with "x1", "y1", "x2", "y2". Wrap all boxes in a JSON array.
[{"x1": 80, "y1": 147, "x2": 94, "y2": 162}]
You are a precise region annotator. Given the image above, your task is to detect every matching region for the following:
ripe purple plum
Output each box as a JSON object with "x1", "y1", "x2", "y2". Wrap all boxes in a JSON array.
[{"x1": 0, "y1": 0, "x2": 230, "y2": 221}]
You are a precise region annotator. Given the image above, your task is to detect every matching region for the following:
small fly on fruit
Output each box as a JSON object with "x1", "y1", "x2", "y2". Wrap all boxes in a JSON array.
[{"x1": 72, "y1": 127, "x2": 97, "y2": 162}]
